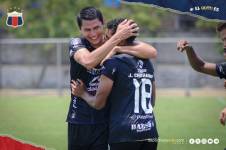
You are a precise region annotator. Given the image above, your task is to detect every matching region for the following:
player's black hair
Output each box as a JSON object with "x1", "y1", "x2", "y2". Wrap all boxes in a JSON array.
[
  {"x1": 216, "y1": 23, "x2": 226, "y2": 32},
  {"x1": 107, "y1": 18, "x2": 137, "y2": 45},
  {"x1": 77, "y1": 7, "x2": 104, "y2": 29}
]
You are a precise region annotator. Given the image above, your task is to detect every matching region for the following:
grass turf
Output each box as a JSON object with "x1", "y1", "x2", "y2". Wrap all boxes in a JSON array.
[{"x1": 0, "y1": 95, "x2": 225, "y2": 150}]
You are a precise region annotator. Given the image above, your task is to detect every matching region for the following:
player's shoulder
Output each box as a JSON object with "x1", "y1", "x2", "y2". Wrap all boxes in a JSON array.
[
  {"x1": 216, "y1": 62, "x2": 226, "y2": 72},
  {"x1": 112, "y1": 54, "x2": 134, "y2": 61},
  {"x1": 69, "y1": 37, "x2": 83, "y2": 45},
  {"x1": 102, "y1": 55, "x2": 126, "y2": 68},
  {"x1": 216, "y1": 61, "x2": 226, "y2": 79},
  {"x1": 104, "y1": 54, "x2": 133, "y2": 65},
  {"x1": 217, "y1": 62, "x2": 226, "y2": 67},
  {"x1": 103, "y1": 56, "x2": 118, "y2": 65}
]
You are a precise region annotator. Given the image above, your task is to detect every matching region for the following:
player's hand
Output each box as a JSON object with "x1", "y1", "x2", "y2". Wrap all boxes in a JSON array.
[
  {"x1": 71, "y1": 79, "x2": 85, "y2": 97},
  {"x1": 219, "y1": 107, "x2": 226, "y2": 126},
  {"x1": 100, "y1": 46, "x2": 119, "y2": 66},
  {"x1": 177, "y1": 40, "x2": 192, "y2": 52},
  {"x1": 115, "y1": 19, "x2": 139, "y2": 41}
]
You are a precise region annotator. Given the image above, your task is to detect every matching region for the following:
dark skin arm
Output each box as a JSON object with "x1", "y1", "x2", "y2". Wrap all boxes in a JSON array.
[
  {"x1": 71, "y1": 75, "x2": 113, "y2": 110},
  {"x1": 220, "y1": 107, "x2": 226, "y2": 126},
  {"x1": 177, "y1": 40, "x2": 217, "y2": 76}
]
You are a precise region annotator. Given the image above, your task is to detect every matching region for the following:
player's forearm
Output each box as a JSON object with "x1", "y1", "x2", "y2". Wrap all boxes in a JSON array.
[
  {"x1": 81, "y1": 92, "x2": 99, "y2": 109},
  {"x1": 185, "y1": 47, "x2": 218, "y2": 76},
  {"x1": 118, "y1": 42, "x2": 157, "y2": 59},
  {"x1": 185, "y1": 47, "x2": 206, "y2": 72},
  {"x1": 84, "y1": 35, "x2": 123, "y2": 69},
  {"x1": 81, "y1": 92, "x2": 106, "y2": 110}
]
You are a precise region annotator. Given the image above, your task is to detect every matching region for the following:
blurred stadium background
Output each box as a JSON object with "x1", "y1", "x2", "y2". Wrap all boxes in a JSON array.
[{"x1": 0, "y1": 0, "x2": 225, "y2": 150}]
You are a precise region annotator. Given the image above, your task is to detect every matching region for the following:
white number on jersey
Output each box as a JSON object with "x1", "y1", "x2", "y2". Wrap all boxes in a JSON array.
[{"x1": 133, "y1": 78, "x2": 153, "y2": 114}]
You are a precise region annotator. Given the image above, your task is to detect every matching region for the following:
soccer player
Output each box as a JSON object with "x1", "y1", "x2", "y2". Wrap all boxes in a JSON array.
[
  {"x1": 71, "y1": 18, "x2": 158, "y2": 150},
  {"x1": 67, "y1": 7, "x2": 157, "y2": 150},
  {"x1": 176, "y1": 22, "x2": 226, "y2": 126}
]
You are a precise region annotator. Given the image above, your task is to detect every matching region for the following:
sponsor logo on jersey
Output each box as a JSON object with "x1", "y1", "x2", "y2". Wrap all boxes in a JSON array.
[
  {"x1": 130, "y1": 114, "x2": 153, "y2": 120},
  {"x1": 131, "y1": 121, "x2": 154, "y2": 132}
]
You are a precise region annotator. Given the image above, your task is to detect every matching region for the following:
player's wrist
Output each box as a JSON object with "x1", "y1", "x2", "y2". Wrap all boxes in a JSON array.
[
  {"x1": 185, "y1": 45, "x2": 193, "y2": 51},
  {"x1": 110, "y1": 34, "x2": 122, "y2": 45}
]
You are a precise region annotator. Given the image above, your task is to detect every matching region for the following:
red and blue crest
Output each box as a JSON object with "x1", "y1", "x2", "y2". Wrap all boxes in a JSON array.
[{"x1": 6, "y1": 11, "x2": 24, "y2": 28}]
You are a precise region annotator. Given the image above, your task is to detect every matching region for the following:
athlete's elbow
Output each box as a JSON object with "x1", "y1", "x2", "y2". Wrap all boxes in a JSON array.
[
  {"x1": 80, "y1": 59, "x2": 95, "y2": 70},
  {"x1": 145, "y1": 48, "x2": 157, "y2": 59},
  {"x1": 150, "y1": 49, "x2": 157, "y2": 59},
  {"x1": 94, "y1": 102, "x2": 105, "y2": 110},
  {"x1": 84, "y1": 62, "x2": 95, "y2": 70},
  {"x1": 95, "y1": 105, "x2": 104, "y2": 110}
]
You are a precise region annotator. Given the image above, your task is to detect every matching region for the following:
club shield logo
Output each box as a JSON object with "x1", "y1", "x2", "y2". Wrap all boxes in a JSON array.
[{"x1": 6, "y1": 11, "x2": 24, "y2": 28}]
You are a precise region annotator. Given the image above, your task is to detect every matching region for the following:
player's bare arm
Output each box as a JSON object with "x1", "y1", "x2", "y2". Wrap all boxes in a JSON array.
[
  {"x1": 224, "y1": 80, "x2": 226, "y2": 88},
  {"x1": 100, "y1": 42, "x2": 157, "y2": 65},
  {"x1": 177, "y1": 40, "x2": 218, "y2": 76},
  {"x1": 220, "y1": 107, "x2": 226, "y2": 126},
  {"x1": 71, "y1": 75, "x2": 113, "y2": 110},
  {"x1": 74, "y1": 20, "x2": 139, "y2": 70},
  {"x1": 116, "y1": 41, "x2": 157, "y2": 59}
]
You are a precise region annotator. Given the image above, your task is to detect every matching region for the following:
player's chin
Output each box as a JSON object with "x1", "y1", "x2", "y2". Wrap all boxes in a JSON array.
[{"x1": 92, "y1": 39, "x2": 102, "y2": 46}]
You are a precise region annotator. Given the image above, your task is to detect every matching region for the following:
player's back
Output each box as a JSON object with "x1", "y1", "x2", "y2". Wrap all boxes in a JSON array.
[{"x1": 102, "y1": 54, "x2": 158, "y2": 143}]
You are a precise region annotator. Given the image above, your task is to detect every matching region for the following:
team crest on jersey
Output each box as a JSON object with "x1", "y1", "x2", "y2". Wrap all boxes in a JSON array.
[
  {"x1": 136, "y1": 60, "x2": 147, "y2": 73},
  {"x1": 6, "y1": 10, "x2": 24, "y2": 28},
  {"x1": 136, "y1": 60, "x2": 144, "y2": 69}
]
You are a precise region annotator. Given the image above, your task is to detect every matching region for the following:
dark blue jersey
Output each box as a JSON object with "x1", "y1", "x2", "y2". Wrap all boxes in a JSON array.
[
  {"x1": 102, "y1": 54, "x2": 158, "y2": 143},
  {"x1": 216, "y1": 62, "x2": 226, "y2": 79},
  {"x1": 66, "y1": 37, "x2": 108, "y2": 124}
]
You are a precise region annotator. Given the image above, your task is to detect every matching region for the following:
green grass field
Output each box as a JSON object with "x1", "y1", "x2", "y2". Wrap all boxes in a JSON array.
[{"x1": 0, "y1": 94, "x2": 226, "y2": 150}]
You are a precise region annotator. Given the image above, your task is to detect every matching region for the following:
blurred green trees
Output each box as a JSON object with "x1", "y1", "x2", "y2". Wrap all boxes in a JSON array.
[
  {"x1": 1, "y1": 0, "x2": 166, "y2": 38},
  {"x1": 1, "y1": 0, "x2": 218, "y2": 38}
]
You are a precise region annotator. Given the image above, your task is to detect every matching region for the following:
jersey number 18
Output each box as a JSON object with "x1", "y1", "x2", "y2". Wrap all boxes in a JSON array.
[{"x1": 133, "y1": 78, "x2": 153, "y2": 114}]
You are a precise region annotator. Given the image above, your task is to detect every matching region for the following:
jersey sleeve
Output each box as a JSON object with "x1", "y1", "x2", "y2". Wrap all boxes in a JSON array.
[
  {"x1": 69, "y1": 38, "x2": 86, "y2": 58},
  {"x1": 101, "y1": 58, "x2": 118, "y2": 81},
  {"x1": 216, "y1": 62, "x2": 226, "y2": 79},
  {"x1": 148, "y1": 59, "x2": 155, "y2": 81},
  {"x1": 151, "y1": 62, "x2": 155, "y2": 82}
]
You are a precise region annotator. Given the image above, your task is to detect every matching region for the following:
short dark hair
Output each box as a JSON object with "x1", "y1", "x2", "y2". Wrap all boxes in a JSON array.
[
  {"x1": 216, "y1": 23, "x2": 226, "y2": 32},
  {"x1": 77, "y1": 7, "x2": 104, "y2": 29},
  {"x1": 107, "y1": 18, "x2": 137, "y2": 44}
]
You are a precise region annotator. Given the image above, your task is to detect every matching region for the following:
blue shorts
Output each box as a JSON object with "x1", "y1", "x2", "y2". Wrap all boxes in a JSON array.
[
  {"x1": 68, "y1": 122, "x2": 108, "y2": 150},
  {"x1": 110, "y1": 141, "x2": 158, "y2": 150}
]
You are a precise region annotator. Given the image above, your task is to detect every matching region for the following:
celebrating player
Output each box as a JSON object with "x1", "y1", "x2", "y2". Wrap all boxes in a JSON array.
[
  {"x1": 67, "y1": 7, "x2": 157, "y2": 150},
  {"x1": 71, "y1": 18, "x2": 158, "y2": 150},
  {"x1": 176, "y1": 22, "x2": 226, "y2": 126}
]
